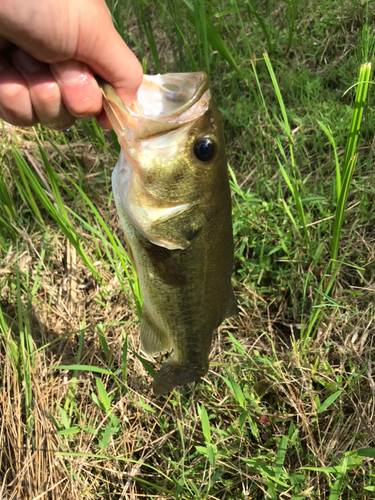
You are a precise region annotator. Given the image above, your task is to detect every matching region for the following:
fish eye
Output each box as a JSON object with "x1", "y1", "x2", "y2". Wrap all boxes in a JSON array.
[{"x1": 193, "y1": 138, "x2": 215, "y2": 162}]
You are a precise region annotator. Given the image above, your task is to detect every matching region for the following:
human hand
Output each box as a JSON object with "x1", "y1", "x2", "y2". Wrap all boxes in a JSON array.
[{"x1": 0, "y1": 0, "x2": 142, "y2": 129}]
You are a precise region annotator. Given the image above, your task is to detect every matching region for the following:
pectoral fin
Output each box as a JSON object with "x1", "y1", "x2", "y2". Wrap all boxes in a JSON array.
[
  {"x1": 148, "y1": 206, "x2": 206, "y2": 250},
  {"x1": 124, "y1": 237, "x2": 138, "y2": 277},
  {"x1": 140, "y1": 307, "x2": 172, "y2": 356},
  {"x1": 136, "y1": 203, "x2": 192, "y2": 250},
  {"x1": 140, "y1": 240, "x2": 187, "y2": 286}
]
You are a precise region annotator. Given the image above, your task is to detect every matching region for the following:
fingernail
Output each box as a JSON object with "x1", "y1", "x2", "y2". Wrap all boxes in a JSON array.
[
  {"x1": 14, "y1": 49, "x2": 44, "y2": 73},
  {"x1": 52, "y1": 60, "x2": 90, "y2": 85}
]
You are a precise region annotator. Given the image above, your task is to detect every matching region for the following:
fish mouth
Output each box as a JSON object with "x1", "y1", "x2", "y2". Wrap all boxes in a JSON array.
[
  {"x1": 99, "y1": 72, "x2": 210, "y2": 141},
  {"x1": 137, "y1": 72, "x2": 209, "y2": 119}
]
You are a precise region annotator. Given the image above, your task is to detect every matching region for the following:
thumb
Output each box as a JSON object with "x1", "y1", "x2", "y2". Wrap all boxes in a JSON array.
[{"x1": 76, "y1": 16, "x2": 143, "y2": 106}]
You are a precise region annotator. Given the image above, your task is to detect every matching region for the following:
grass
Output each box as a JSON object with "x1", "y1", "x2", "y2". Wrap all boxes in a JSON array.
[{"x1": 1, "y1": 0, "x2": 375, "y2": 498}]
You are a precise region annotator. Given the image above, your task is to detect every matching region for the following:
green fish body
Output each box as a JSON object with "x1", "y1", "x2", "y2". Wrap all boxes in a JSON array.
[{"x1": 101, "y1": 73, "x2": 237, "y2": 395}]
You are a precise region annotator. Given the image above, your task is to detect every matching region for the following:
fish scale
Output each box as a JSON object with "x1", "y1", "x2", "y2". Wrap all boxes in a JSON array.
[{"x1": 100, "y1": 72, "x2": 237, "y2": 396}]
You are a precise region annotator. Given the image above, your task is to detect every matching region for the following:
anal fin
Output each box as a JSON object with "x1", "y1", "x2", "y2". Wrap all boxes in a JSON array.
[{"x1": 140, "y1": 307, "x2": 172, "y2": 357}]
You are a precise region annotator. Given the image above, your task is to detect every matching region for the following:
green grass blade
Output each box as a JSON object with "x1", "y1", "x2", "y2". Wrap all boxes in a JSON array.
[
  {"x1": 141, "y1": 5, "x2": 162, "y2": 73},
  {"x1": 181, "y1": 0, "x2": 242, "y2": 77},
  {"x1": 193, "y1": 0, "x2": 203, "y2": 69},
  {"x1": 199, "y1": 0, "x2": 210, "y2": 73},
  {"x1": 317, "y1": 390, "x2": 343, "y2": 414},
  {"x1": 328, "y1": 63, "x2": 371, "y2": 276},
  {"x1": 11, "y1": 148, "x2": 103, "y2": 281},
  {"x1": 197, "y1": 403, "x2": 211, "y2": 444},
  {"x1": 52, "y1": 364, "x2": 114, "y2": 375},
  {"x1": 16, "y1": 263, "x2": 33, "y2": 433},
  {"x1": 246, "y1": 0, "x2": 271, "y2": 52},
  {"x1": 130, "y1": 349, "x2": 156, "y2": 378},
  {"x1": 329, "y1": 155, "x2": 357, "y2": 274},
  {"x1": 256, "y1": 53, "x2": 310, "y2": 249},
  {"x1": 95, "y1": 377, "x2": 112, "y2": 413},
  {"x1": 357, "y1": 448, "x2": 375, "y2": 458},
  {"x1": 274, "y1": 436, "x2": 288, "y2": 479},
  {"x1": 97, "y1": 324, "x2": 112, "y2": 367},
  {"x1": 37, "y1": 144, "x2": 70, "y2": 221},
  {"x1": 12, "y1": 149, "x2": 43, "y2": 224},
  {"x1": 318, "y1": 121, "x2": 341, "y2": 201},
  {"x1": 122, "y1": 330, "x2": 128, "y2": 386},
  {"x1": 342, "y1": 63, "x2": 371, "y2": 176},
  {"x1": 222, "y1": 371, "x2": 246, "y2": 409},
  {"x1": 59, "y1": 167, "x2": 142, "y2": 316}
]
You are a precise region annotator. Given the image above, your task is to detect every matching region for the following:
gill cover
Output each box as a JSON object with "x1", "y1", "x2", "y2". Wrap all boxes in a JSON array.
[{"x1": 100, "y1": 74, "x2": 210, "y2": 250}]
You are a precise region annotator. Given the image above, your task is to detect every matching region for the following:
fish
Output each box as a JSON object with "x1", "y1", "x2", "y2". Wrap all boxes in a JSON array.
[{"x1": 99, "y1": 72, "x2": 237, "y2": 396}]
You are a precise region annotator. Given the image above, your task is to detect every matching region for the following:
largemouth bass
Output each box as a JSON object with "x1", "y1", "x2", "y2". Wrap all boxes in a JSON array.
[{"x1": 100, "y1": 72, "x2": 237, "y2": 396}]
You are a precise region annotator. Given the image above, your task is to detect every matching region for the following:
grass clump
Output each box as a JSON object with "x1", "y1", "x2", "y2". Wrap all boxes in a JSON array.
[{"x1": 0, "y1": 0, "x2": 375, "y2": 498}]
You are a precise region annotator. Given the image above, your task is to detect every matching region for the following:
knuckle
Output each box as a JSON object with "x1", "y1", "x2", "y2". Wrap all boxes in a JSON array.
[
  {"x1": 32, "y1": 81, "x2": 60, "y2": 107},
  {"x1": 0, "y1": 83, "x2": 35, "y2": 126},
  {"x1": 0, "y1": 82, "x2": 27, "y2": 103},
  {"x1": 68, "y1": 94, "x2": 102, "y2": 118}
]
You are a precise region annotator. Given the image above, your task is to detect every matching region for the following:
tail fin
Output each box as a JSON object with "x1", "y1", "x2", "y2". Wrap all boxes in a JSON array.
[{"x1": 153, "y1": 362, "x2": 208, "y2": 396}]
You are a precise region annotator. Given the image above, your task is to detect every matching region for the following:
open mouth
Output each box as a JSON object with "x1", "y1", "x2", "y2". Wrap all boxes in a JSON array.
[
  {"x1": 100, "y1": 72, "x2": 210, "y2": 141},
  {"x1": 137, "y1": 72, "x2": 208, "y2": 119}
]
